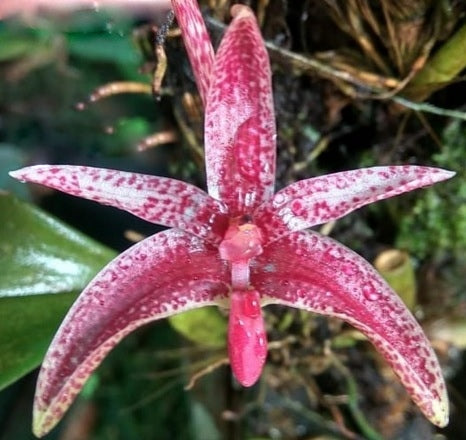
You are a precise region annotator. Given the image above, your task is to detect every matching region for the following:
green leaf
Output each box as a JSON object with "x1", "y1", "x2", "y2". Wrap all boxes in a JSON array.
[
  {"x1": 0, "y1": 293, "x2": 76, "y2": 391},
  {"x1": 0, "y1": 194, "x2": 115, "y2": 389},
  {"x1": 395, "y1": 120, "x2": 466, "y2": 258},
  {"x1": 191, "y1": 401, "x2": 221, "y2": 440},
  {"x1": 0, "y1": 194, "x2": 115, "y2": 297},
  {"x1": 115, "y1": 117, "x2": 151, "y2": 146},
  {"x1": 405, "y1": 24, "x2": 466, "y2": 100},
  {"x1": 169, "y1": 308, "x2": 227, "y2": 349},
  {"x1": 0, "y1": 144, "x2": 29, "y2": 200}
]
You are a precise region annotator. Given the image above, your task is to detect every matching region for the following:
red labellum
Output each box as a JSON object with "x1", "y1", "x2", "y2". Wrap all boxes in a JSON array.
[{"x1": 228, "y1": 290, "x2": 267, "y2": 387}]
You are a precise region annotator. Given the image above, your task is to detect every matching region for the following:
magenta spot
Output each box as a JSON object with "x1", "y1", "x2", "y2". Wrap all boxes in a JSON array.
[
  {"x1": 336, "y1": 177, "x2": 347, "y2": 189},
  {"x1": 342, "y1": 262, "x2": 358, "y2": 276},
  {"x1": 291, "y1": 200, "x2": 303, "y2": 215},
  {"x1": 128, "y1": 175, "x2": 137, "y2": 185},
  {"x1": 313, "y1": 201, "x2": 330, "y2": 217}
]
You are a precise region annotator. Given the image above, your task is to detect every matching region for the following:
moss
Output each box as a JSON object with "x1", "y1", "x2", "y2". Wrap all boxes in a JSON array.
[{"x1": 396, "y1": 120, "x2": 466, "y2": 258}]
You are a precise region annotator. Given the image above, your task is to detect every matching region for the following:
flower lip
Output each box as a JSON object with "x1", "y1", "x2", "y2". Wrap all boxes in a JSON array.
[{"x1": 228, "y1": 289, "x2": 267, "y2": 387}]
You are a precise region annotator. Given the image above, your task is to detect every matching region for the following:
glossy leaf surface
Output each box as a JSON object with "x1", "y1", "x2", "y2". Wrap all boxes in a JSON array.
[
  {"x1": 0, "y1": 293, "x2": 76, "y2": 391},
  {"x1": 0, "y1": 194, "x2": 115, "y2": 297},
  {"x1": 0, "y1": 194, "x2": 114, "y2": 390}
]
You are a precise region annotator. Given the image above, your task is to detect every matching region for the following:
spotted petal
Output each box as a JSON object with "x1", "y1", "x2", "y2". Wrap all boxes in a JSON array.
[
  {"x1": 172, "y1": 0, "x2": 214, "y2": 104},
  {"x1": 252, "y1": 231, "x2": 449, "y2": 427},
  {"x1": 204, "y1": 5, "x2": 276, "y2": 215},
  {"x1": 255, "y1": 166, "x2": 455, "y2": 244},
  {"x1": 33, "y1": 229, "x2": 229, "y2": 437},
  {"x1": 10, "y1": 165, "x2": 228, "y2": 243}
]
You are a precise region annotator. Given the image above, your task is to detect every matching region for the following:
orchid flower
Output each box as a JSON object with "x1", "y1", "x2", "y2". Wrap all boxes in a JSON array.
[{"x1": 10, "y1": 1, "x2": 453, "y2": 436}]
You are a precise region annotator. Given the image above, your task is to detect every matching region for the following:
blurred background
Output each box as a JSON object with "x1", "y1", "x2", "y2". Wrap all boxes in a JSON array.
[{"x1": 0, "y1": 1, "x2": 465, "y2": 439}]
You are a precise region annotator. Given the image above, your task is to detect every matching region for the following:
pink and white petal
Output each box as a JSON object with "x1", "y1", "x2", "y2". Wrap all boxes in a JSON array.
[
  {"x1": 251, "y1": 231, "x2": 449, "y2": 427},
  {"x1": 255, "y1": 166, "x2": 455, "y2": 244},
  {"x1": 33, "y1": 229, "x2": 229, "y2": 437},
  {"x1": 228, "y1": 290, "x2": 268, "y2": 386},
  {"x1": 204, "y1": 5, "x2": 276, "y2": 215},
  {"x1": 171, "y1": 0, "x2": 214, "y2": 105},
  {"x1": 10, "y1": 165, "x2": 228, "y2": 243}
]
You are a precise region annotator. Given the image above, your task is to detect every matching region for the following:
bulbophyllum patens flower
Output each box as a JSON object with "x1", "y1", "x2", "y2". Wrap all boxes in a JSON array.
[{"x1": 11, "y1": 1, "x2": 453, "y2": 436}]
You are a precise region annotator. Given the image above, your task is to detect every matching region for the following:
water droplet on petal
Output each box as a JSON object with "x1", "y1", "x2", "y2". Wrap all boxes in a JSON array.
[
  {"x1": 362, "y1": 285, "x2": 380, "y2": 301},
  {"x1": 273, "y1": 193, "x2": 286, "y2": 207},
  {"x1": 291, "y1": 200, "x2": 303, "y2": 216},
  {"x1": 242, "y1": 291, "x2": 260, "y2": 318}
]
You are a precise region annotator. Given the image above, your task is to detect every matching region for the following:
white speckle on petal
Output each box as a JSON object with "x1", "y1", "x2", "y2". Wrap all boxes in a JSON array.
[
  {"x1": 278, "y1": 207, "x2": 308, "y2": 230},
  {"x1": 244, "y1": 191, "x2": 255, "y2": 208}
]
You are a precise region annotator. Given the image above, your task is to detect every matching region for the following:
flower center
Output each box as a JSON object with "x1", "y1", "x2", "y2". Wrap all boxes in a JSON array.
[{"x1": 219, "y1": 215, "x2": 263, "y2": 289}]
